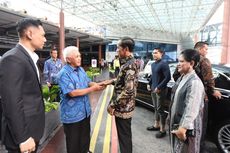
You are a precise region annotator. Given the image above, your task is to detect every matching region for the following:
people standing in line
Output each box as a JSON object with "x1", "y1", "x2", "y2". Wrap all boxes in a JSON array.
[
  {"x1": 106, "y1": 37, "x2": 139, "y2": 153},
  {"x1": 0, "y1": 18, "x2": 46, "y2": 153},
  {"x1": 169, "y1": 49, "x2": 205, "y2": 153},
  {"x1": 113, "y1": 55, "x2": 120, "y2": 77},
  {"x1": 57, "y1": 46, "x2": 106, "y2": 153},
  {"x1": 146, "y1": 48, "x2": 171, "y2": 138},
  {"x1": 43, "y1": 49, "x2": 63, "y2": 87},
  {"x1": 172, "y1": 41, "x2": 222, "y2": 152}
]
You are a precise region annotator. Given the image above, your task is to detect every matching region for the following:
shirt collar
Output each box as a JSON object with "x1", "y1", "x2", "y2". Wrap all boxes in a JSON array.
[
  {"x1": 65, "y1": 64, "x2": 80, "y2": 72},
  {"x1": 120, "y1": 55, "x2": 133, "y2": 65},
  {"x1": 18, "y1": 43, "x2": 39, "y2": 62},
  {"x1": 51, "y1": 57, "x2": 58, "y2": 62}
]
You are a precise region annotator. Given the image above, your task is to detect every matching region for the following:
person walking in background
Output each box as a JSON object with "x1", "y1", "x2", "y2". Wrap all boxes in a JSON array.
[
  {"x1": 172, "y1": 41, "x2": 222, "y2": 152},
  {"x1": 169, "y1": 49, "x2": 205, "y2": 153},
  {"x1": 100, "y1": 58, "x2": 105, "y2": 71},
  {"x1": 107, "y1": 37, "x2": 140, "y2": 153},
  {"x1": 146, "y1": 48, "x2": 171, "y2": 138},
  {"x1": 43, "y1": 49, "x2": 63, "y2": 87},
  {"x1": 57, "y1": 46, "x2": 105, "y2": 153},
  {"x1": 113, "y1": 55, "x2": 120, "y2": 77},
  {"x1": 0, "y1": 18, "x2": 46, "y2": 153}
]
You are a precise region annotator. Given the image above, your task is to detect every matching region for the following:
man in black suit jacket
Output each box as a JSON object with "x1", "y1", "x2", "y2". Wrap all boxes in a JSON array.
[{"x1": 0, "y1": 18, "x2": 47, "y2": 153}]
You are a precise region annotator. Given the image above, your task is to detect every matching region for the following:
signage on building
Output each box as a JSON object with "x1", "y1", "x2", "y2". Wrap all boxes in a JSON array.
[{"x1": 91, "y1": 59, "x2": 97, "y2": 67}]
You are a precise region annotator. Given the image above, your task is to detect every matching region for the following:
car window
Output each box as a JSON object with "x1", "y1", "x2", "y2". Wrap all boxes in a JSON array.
[
  {"x1": 212, "y1": 68, "x2": 230, "y2": 90},
  {"x1": 169, "y1": 63, "x2": 177, "y2": 74},
  {"x1": 143, "y1": 60, "x2": 154, "y2": 74}
]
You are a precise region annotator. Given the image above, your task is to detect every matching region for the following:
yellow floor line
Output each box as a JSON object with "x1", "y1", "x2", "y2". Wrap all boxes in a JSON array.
[
  {"x1": 90, "y1": 86, "x2": 109, "y2": 152},
  {"x1": 102, "y1": 86, "x2": 114, "y2": 153},
  {"x1": 102, "y1": 114, "x2": 112, "y2": 153}
]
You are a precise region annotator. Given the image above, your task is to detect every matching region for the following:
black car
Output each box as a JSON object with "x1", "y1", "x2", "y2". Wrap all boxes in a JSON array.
[{"x1": 136, "y1": 61, "x2": 230, "y2": 153}]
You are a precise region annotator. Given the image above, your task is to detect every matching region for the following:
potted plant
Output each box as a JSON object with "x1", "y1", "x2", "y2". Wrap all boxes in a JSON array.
[
  {"x1": 42, "y1": 85, "x2": 59, "y2": 112},
  {"x1": 39, "y1": 85, "x2": 61, "y2": 145},
  {"x1": 86, "y1": 67, "x2": 101, "y2": 81}
]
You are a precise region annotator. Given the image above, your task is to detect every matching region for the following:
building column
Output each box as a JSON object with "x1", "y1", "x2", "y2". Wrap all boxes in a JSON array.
[
  {"x1": 221, "y1": 0, "x2": 230, "y2": 64},
  {"x1": 59, "y1": 9, "x2": 65, "y2": 62},
  {"x1": 98, "y1": 44, "x2": 102, "y2": 62},
  {"x1": 76, "y1": 37, "x2": 80, "y2": 48}
]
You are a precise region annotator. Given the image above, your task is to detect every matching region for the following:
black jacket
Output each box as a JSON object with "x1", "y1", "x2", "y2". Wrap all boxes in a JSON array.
[{"x1": 0, "y1": 44, "x2": 45, "y2": 145}]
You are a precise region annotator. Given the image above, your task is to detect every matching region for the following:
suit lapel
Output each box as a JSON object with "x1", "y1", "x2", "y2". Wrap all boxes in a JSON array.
[{"x1": 16, "y1": 44, "x2": 41, "y2": 85}]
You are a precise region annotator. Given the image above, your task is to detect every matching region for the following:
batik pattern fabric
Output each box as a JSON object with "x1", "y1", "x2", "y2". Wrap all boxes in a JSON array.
[
  {"x1": 57, "y1": 65, "x2": 91, "y2": 124},
  {"x1": 43, "y1": 58, "x2": 63, "y2": 84},
  {"x1": 199, "y1": 56, "x2": 215, "y2": 95},
  {"x1": 109, "y1": 55, "x2": 140, "y2": 119},
  {"x1": 169, "y1": 71, "x2": 204, "y2": 153}
]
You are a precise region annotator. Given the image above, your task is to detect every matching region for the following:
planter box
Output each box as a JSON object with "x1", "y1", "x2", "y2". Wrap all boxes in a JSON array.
[{"x1": 39, "y1": 109, "x2": 61, "y2": 145}]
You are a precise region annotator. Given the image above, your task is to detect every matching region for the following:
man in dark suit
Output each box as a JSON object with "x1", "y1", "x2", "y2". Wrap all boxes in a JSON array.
[{"x1": 0, "y1": 18, "x2": 47, "y2": 153}]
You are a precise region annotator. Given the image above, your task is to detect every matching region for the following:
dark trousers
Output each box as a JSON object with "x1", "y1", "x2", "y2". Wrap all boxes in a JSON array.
[
  {"x1": 200, "y1": 101, "x2": 208, "y2": 152},
  {"x1": 4, "y1": 125, "x2": 39, "y2": 153},
  {"x1": 115, "y1": 117, "x2": 132, "y2": 153},
  {"x1": 151, "y1": 88, "x2": 168, "y2": 127},
  {"x1": 0, "y1": 99, "x2": 2, "y2": 141},
  {"x1": 63, "y1": 116, "x2": 90, "y2": 153}
]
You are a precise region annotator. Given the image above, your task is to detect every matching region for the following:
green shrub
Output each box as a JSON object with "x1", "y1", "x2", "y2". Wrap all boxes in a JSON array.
[
  {"x1": 86, "y1": 67, "x2": 100, "y2": 80},
  {"x1": 42, "y1": 85, "x2": 60, "y2": 112}
]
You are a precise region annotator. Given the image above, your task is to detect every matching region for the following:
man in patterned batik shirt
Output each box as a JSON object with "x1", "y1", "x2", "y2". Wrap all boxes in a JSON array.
[
  {"x1": 194, "y1": 41, "x2": 221, "y2": 153},
  {"x1": 43, "y1": 49, "x2": 63, "y2": 87},
  {"x1": 106, "y1": 37, "x2": 140, "y2": 153}
]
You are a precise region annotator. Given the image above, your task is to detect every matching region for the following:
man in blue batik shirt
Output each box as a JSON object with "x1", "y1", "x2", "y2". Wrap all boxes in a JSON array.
[
  {"x1": 43, "y1": 49, "x2": 63, "y2": 86},
  {"x1": 57, "y1": 46, "x2": 106, "y2": 153}
]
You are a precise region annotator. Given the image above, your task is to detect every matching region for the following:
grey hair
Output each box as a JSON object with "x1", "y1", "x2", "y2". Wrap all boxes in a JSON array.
[{"x1": 63, "y1": 46, "x2": 79, "y2": 62}]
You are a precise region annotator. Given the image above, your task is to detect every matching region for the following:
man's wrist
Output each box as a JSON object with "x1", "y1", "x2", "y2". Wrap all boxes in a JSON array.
[{"x1": 20, "y1": 137, "x2": 33, "y2": 146}]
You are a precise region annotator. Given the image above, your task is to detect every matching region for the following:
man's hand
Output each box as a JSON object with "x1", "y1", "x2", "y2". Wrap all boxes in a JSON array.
[
  {"x1": 98, "y1": 80, "x2": 114, "y2": 86},
  {"x1": 147, "y1": 85, "x2": 151, "y2": 91},
  {"x1": 212, "y1": 90, "x2": 222, "y2": 100},
  {"x1": 91, "y1": 83, "x2": 105, "y2": 91},
  {"x1": 154, "y1": 88, "x2": 160, "y2": 94},
  {"x1": 171, "y1": 127, "x2": 187, "y2": 141},
  {"x1": 107, "y1": 105, "x2": 115, "y2": 116},
  {"x1": 19, "y1": 137, "x2": 36, "y2": 153},
  {"x1": 46, "y1": 82, "x2": 51, "y2": 87}
]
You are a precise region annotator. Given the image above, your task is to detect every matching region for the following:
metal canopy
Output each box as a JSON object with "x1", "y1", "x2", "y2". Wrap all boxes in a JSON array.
[
  {"x1": 0, "y1": 7, "x2": 108, "y2": 50},
  {"x1": 40, "y1": 0, "x2": 223, "y2": 43}
]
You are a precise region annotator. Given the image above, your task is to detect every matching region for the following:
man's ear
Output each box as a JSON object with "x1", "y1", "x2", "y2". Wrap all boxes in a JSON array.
[
  {"x1": 25, "y1": 29, "x2": 33, "y2": 40},
  {"x1": 66, "y1": 57, "x2": 71, "y2": 63}
]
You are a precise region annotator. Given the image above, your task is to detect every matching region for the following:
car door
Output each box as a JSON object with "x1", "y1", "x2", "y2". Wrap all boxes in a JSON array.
[{"x1": 208, "y1": 67, "x2": 230, "y2": 122}]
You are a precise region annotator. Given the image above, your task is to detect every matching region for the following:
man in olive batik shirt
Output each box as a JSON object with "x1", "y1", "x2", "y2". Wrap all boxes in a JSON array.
[{"x1": 106, "y1": 37, "x2": 139, "y2": 153}]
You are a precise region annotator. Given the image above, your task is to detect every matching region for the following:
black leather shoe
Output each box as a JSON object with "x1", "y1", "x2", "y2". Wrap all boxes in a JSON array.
[
  {"x1": 146, "y1": 126, "x2": 160, "y2": 131},
  {"x1": 155, "y1": 131, "x2": 166, "y2": 138}
]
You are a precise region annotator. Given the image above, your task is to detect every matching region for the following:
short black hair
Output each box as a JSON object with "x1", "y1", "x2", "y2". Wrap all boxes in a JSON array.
[
  {"x1": 180, "y1": 49, "x2": 200, "y2": 68},
  {"x1": 50, "y1": 49, "x2": 58, "y2": 54},
  {"x1": 16, "y1": 18, "x2": 43, "y2": 38},
  {"x1": 153, "y1": 48, "x2": 164, "y2": 55},
  {"x1": 194, "y1": 41, "x2": 209, "y2": 50},
  {"x1": 118, "y1": 37, "x2": 135, "y2": 52}
]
